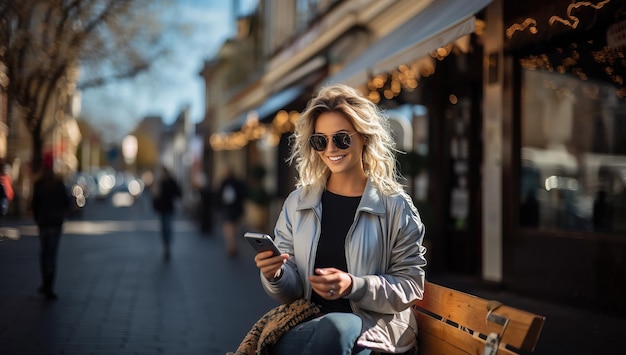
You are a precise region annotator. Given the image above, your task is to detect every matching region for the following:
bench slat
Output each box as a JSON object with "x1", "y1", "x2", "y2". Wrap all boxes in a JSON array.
[
  {"x1": 416, "y1": 311, "x2": 518, "y2": 355},
  {"x1": 414, "y1": 281, "x2": 545, "y2": 352}
]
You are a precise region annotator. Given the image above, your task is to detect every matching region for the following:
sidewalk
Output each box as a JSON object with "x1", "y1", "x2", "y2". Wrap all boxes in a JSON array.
[
  {"x1": 0, "y1": 216, "x2": 276, "y2": 355},
  {"x1": 2, "y1": 214, "x2": 625, "y2": 354}
]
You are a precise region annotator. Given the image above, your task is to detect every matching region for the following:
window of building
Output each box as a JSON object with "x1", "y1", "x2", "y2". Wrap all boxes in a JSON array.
[
  {"x1": 520, "y1": 68, "x2": 626, "y2": 233},
  {"x1": 509, "y1": 0, "x2": 626, "y2": 235}
]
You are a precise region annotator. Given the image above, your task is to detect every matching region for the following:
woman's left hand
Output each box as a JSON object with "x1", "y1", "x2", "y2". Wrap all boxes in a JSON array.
[{"x1": 309, "y1": 268, "x2": 353, "y2": 299}]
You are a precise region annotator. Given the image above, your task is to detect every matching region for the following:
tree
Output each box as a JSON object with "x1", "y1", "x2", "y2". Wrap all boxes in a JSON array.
[{"x1": 0, "y1": 0, "x2": 173, "y2": 172}]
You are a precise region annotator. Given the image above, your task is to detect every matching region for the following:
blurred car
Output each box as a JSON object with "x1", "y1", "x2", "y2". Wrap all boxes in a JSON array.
[
  {"x1": 70, "y1": 172, "x2": 97, "y2": 199},
  {"x1": 110, "y1": 171, "x2": 144, "y2": 197},
  {"x1": 108, "y1": 171, "x2": 145, "y2": 208},
  {"x1": 93, "y1": 168, "x2": 116, "y2": 199}
]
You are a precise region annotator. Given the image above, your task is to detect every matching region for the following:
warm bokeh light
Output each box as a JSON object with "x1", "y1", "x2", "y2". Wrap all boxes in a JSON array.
[{"x1": 122, "y1": 135, "x2": 138, "y2": 165}]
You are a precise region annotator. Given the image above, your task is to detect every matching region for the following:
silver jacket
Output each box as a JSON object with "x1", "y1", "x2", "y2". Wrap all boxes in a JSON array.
[{"x1": 261, "y1": 179, "x2": 427, "y2": 353}]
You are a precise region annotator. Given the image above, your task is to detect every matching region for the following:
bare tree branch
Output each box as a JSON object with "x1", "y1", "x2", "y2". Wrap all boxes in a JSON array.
[{"x1": 0, "y1": 0, "x2": 175, "y2": 172}]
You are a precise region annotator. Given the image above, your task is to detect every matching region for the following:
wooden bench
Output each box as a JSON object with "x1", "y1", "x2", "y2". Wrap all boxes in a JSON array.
[{"x1": 413, "y1": 281, "x2": 546, "y2": 355}]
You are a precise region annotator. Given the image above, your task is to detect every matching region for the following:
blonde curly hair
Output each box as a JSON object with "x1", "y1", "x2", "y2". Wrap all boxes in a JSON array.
[{"x1": 287, "y1": 84, "x2": 405, "y2": 195}]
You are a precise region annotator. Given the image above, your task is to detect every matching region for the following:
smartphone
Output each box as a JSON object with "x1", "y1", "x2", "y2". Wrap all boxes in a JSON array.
[{"x1": 244, "y1": 232, "x2": 281, "y2": 256}]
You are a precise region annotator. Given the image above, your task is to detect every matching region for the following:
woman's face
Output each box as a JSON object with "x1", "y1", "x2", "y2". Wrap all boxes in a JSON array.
[{"x1": 313, "y1": 112, "x2": 366, "y2": 177}]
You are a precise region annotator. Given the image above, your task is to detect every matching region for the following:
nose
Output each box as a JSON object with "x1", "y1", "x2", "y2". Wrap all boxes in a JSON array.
[{"x1": 325, "y1": 138, "x2": 338, "y2": 152}]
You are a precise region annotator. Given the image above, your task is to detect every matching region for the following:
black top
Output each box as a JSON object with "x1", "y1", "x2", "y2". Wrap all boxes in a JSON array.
[{"x1": 311, "y1": 190, "x2": 361, "y2": 314}]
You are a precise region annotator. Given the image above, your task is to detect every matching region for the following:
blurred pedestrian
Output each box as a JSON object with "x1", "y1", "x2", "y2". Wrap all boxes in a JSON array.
[
  {"x1": 249, "y1": 84, "x2": 427, "y2": 354},
  {"x1": 151, "y1": 166, "x2": 182, "y2": 261},
  {"x1": 0, "y1": 157, "x2": 14, "y2": 217},
  {"x1": 31, "y1": 153, "x2": 71, "y2": 300},
  {"x1": 192, "y1": 171, "x2": 214, "y2": 235},
  {"x1": 218, "y1": 165, "x2": 247, "y2": 258}
]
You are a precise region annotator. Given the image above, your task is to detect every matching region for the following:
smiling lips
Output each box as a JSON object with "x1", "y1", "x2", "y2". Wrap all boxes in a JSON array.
[{"x1": 328, "y1": 155, "x2": 346, "y2": 162}]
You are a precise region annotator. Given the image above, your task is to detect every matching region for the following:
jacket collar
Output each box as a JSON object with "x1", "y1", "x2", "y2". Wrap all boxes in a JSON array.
[{"x1": 296, "y1": 178, "x2": 385, "y2": 216}]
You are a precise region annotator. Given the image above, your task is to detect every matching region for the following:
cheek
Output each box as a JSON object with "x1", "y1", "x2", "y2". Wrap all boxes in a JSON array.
[{"x1": 352, "y1": 143, "x2": 365, "y2": 156}]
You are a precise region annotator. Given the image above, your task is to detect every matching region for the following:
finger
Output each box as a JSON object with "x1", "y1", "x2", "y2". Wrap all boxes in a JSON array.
[
  {"x1": 315, "y1": 267, "x2": 340, "y2": 275},
  {"x1": 314, "y1": 268, "x2": 328, "y2": 275},
  {"x1": 311, "y1": 284, "x2": 334, "y2": 299},
  {"x1": 311, "y1": 281, "x2": 338, "y2": 298},
  {"x1": 254, "y1": 250, "x2": 278, "y2": 262},
  {"x1": 310, "y1": 270, "x2": 341, "y2": 284},
  {"x1": 260, "y1": 259, "x2": 285, "y2": 279},
  {"x1": 327, "y1": 282, "x2": 338, "y2": 298},
  {"x1": 256, "y1": 255, "x2": 286, "y2": 278},
  {"x1": 309, "y1": 277, "x2": 336, "y2": 290},
  {"x1": 255, "y1": 253, "x2": 287, "y2": 267},
  {"x1": 257, "y1": 257, "x2": 284, "y2": 271}
]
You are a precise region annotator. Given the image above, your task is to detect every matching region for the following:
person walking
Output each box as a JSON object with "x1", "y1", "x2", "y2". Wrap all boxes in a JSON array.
[
  {"x1": 0, "y1": 157, "x2": 14, "y2": 217},
  {"x1": 249, "y1": 84, "x2": 427, "y2": 354},
  {"x1": 152, "y1": 166, "x2": 182, "y2": 261},
  {"x1": 0, "y1": 158, "x2": 15, "y2": 240},
  {"x1": 31, "y1": 153, "x2": 71, "y2": 300},
  {"x1": 218, "y1": 165, "x2": 247, "y2": 258}
]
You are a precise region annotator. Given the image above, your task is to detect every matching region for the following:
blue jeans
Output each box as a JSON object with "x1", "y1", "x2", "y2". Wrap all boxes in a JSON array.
[
  {"x1": 271, "y1": 313, "x2": 371, "y2": 355},
  {"x1": 160, "y1": 212, "x2": 173, "y2": 248},
  {"x1": 38, "y1": 226, "x2": 62, "y2": 275}
]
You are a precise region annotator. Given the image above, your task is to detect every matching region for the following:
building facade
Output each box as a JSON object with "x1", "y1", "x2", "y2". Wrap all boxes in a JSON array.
[
  {"x1": 199, "y1": 0, "x2": 625, "y2": 314},
  {"x1": 495, "y1": 0, "x2": 626, "y2": 314}
]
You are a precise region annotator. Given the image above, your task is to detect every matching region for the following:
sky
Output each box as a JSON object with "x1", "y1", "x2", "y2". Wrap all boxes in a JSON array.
[{"x1": 79, "y1": 0, "x2": 258, "y2": 144}]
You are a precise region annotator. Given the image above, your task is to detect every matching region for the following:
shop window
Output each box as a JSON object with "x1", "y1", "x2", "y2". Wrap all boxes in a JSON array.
[{"x1": 520, "y1": 69, "x2": 626, "y2": 233}]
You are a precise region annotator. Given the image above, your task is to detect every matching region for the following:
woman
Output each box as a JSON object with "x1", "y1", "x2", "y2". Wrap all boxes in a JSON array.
[{"x1": 253, "y1": 84, "x2": 427, "y2": 354}]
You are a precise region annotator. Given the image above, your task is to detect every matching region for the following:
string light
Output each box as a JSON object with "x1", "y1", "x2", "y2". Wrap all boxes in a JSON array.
[
  {"x1": 506, "y1": 18, "x2": 538, "y2": 39},
  {"x1": 548, "y1": 0, "x2": 610, "y2": 29},
  {"x1": 211, "y1": 18, "x2": 483, "y2": 150}
]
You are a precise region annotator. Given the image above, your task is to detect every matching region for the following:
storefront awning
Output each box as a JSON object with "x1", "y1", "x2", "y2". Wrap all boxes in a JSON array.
[
  {"x1": 218, "y1": 86, "x2": 305, "y2": 133},
  {"x1": 255, "y1": 86, "x2": 305, "y2": 124},
  {"x1": 326, "y1": 0, "x2": 493, "y2": 86}
]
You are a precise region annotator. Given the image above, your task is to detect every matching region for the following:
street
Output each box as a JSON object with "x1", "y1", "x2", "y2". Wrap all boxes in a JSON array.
[
  {"x1": 2, "y1": 190, "x2": 626, "y2": 354},
  {"x1": 0, "y1": 191, "x2": 276, "y2": 355}
]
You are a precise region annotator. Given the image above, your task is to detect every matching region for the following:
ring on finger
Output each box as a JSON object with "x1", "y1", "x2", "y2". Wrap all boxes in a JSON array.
[{"x1": 329, "y1": 289, "x2": 335, "y2": 296}]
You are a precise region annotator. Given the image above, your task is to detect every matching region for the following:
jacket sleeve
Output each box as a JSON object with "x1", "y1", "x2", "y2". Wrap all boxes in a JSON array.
[
  {"x1": 260, "y1": 191, "x2": 304, "y2": 304},
  {"x1": 347, "y1": 195, "x2": 427, "y2": 314}
]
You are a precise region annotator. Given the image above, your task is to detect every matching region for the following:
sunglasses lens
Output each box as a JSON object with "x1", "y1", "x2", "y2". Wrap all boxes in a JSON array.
[
  {"x1": 333, "y1": 132, "x2": 352, "y2": 149},
  {"x1": 309, "y1": 132, "x2": 353, "y2": 151},
  {"x1": 309, "y1": 135, "x2": 328, "y2": 151}
]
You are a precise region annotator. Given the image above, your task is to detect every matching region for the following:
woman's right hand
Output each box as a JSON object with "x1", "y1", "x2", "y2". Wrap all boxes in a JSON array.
[{"x1": 254, "y1": 250, "x2": 289, "y2": 280}]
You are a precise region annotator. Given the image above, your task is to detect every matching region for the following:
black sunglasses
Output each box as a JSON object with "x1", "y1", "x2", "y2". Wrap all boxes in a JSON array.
[{"x1": 308, "y1": 131, "x2": 358, "y2": 151}]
